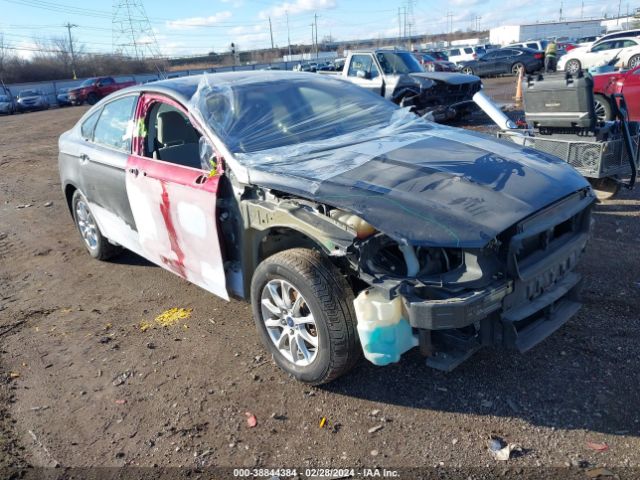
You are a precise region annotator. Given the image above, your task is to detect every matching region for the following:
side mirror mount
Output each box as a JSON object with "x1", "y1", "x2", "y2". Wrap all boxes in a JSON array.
[{"x1": 356, "y1": 70, "x2": 370, "y2": 79}]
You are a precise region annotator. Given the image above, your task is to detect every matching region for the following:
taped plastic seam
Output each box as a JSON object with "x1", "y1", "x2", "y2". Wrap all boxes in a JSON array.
[{"x1": 188, "y1": 73, "x2": 436, "y2": 185}]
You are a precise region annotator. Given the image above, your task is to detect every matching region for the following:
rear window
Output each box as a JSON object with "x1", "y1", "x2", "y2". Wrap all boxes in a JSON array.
[
  {"x1": 526, "y1": 43, "x2": 537, "y2": 49},
  {"x1": 449, "y1": 49, "x2": 460, "y2": 56},
  {"x1": 464, "y1": 47, "x2": 473, "y2": 54}
]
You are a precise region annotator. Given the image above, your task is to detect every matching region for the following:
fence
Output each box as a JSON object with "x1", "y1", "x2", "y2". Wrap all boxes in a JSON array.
[{"x1": 1, "y1": 61, "x2": 299, "y2": 107}]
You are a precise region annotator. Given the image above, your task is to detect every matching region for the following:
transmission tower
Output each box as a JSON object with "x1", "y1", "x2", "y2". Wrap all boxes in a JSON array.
[{"x1": 112, "y1": 0, "x2": 161, "y2": 59}]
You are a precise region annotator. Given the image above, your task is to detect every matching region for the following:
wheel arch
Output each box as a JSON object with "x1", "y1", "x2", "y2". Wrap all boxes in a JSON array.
[{"x1": 63, "y1": 182, "x2": 79, "y2": 215}]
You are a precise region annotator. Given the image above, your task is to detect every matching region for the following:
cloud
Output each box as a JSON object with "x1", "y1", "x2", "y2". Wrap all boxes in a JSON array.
[
  {"x1": 449, "y1": 0, "x2": 488, "y2": 6},
  {"x1": 259, "y1": 0, "x2": 336, "y2": 19},
  {"x1": 167, "y1": 11, "x2": 233, "y2": 30}
]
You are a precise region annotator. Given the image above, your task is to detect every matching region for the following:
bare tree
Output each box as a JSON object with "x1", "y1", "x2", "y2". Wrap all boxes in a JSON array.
[{"x1": 0, "y1": 33, "x2": 12, "y2": 86}]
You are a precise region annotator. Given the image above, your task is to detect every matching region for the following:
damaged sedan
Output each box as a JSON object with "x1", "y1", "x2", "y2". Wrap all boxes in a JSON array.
[{"x1": 58, "y1": 72, "x2": 594, "y2": 384}]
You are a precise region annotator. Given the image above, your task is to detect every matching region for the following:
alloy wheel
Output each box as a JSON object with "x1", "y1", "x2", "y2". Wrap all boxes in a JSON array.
[
  {"x1": 260, "y1": 279, "x2": 318, "y2": 366},
  {"x1": 75, "y1": 199, "x2": 99, "y2": 250}
]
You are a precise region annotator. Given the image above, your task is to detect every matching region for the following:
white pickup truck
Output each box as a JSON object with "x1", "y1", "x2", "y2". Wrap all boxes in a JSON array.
[{"x1": 330, "y1": 48, "x2": 482, "y2": 122}]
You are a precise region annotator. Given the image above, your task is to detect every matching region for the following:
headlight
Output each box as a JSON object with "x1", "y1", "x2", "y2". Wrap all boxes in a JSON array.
[{"x1": 357, "y1": 234, "x2": 463, "y2": 279}]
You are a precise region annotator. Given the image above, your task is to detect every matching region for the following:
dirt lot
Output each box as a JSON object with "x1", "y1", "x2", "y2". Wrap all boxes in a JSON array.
[{"x1": 1, "y1": 89, "x2": 640, "y2": 478}]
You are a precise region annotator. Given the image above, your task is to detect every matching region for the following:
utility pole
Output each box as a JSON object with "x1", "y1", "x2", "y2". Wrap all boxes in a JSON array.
[
  {"x1": 398, "y1": 8, "x2": 402, "y2": 44},
  {"x1": 403, "y1": 7, "x2": 407, "y2": 38},
  {"x1": 286, "y1": 10, "x2": 291, "y2": 58},
  {"x1": 268, "y1": 17, "x2": 274, "y2": 49},
  {"x1": 310, "y1": 23, "x2": 314, "y2": 55},
  {"x1": 581, "y1": 0, "x2": 584, "y2": 18},
  {"x1": 617, "y1": 0, "x2": 622, "y2": 24},
  {"x1": 314, "y1": 13, "x2": 319, "y2": 59},
  {"x1": 559, "y1": 0, "x2": 563, "y2": 21},
  {"x1": 65, "y1": 22, "x2": 78, "y2": 79}
]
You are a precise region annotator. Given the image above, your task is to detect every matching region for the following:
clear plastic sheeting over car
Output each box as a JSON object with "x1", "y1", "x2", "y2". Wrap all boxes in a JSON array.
[{"x1": 189, "y1": 72, "x2": 434, "y2": 181}]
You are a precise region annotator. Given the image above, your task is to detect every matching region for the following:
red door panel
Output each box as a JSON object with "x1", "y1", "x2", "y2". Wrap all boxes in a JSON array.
[{"x1": 125, "y1": 94, "x2": 228, "y2": 300}]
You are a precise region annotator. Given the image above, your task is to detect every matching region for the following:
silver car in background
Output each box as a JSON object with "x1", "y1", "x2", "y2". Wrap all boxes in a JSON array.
[
  {"x1": 16, "y1": 89, "x2": 50, "y2": 112},
  {"x1": 0, "y1": 93, "x2": 16, "y2": 114}
]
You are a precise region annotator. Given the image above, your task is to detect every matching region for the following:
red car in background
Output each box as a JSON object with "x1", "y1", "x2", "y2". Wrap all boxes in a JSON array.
[
  {"x1": 412, "y1": 52, "x2": 458, "y2": 72},
  {"x1": 68, "y1": 76, "x2": 136, "y2": 106},
  {"x1": 593, "y1": 66, "x2": 640, "y2": 121}
]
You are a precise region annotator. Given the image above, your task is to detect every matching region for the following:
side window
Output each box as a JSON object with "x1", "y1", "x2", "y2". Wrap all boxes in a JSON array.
[
  {"x1": 348, "y1": 55, "x2": 374, "y2": 77},
  {"x1": 464, "y1": 47, "x2": 473, "y2": 54},
  {"x1": 93, "y1": 95, "x2": 137, "y2": 152},
  {"x1": 526, "y1": 43, "x2": 537, "y2": 49},
  {"x1": 80, "y1": 109, "x2": 101, "y2": 140},
  {"x1": 622, "y1": 40, "x2": 638, "y2": 48},
  {"x1": 592, "y1": 41, "x2": 614, "y2": 52},
  {"x1": 101, "y1": 78, "x2": 115, "y2": 86},
  {"x1": 144, "y1": 102, "x2": 204, "y2": 170},
  {"x1": 449, "y1": 49, "x2": 460, "y2": 56}
]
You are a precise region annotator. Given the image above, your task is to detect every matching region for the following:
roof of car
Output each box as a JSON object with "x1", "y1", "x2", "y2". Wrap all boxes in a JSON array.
[{"x1": 105, "y1": 71, "x2": 337, "y2": 106}]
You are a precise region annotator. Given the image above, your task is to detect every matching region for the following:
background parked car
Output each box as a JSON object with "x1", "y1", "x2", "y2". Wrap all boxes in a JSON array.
[
  {"x1": 16, "y1": 89, "x2": 49, "y2": 112},
  {"x1": 413, "y1": 52, "x2": 457, "y2": 71},
  {"x1": 576, "y1": 35, "x2": 600, "y2": 46},
  {"x1": 558, "y1": 37, "x2": 640, "y2": 74},
  {"x1": 592, "y1": 64, "x2": 640, "y2": 121},
  {"x1": 57, "y1": 87, "x2": 72, "y2": 107},
  {"x1": 458, "y1": 47, "x2": 543, "y2": 76},
  {"x1": 507, "y1": 40, "x2": 548, "y2": 51},
  {"x1": 446, "y1": 45, "x2": 486, "y2": 64},
  {"x1": 0, "y1": 93, "x2": 16, "y2": 114},
  {"x1": 67, "y1": 76, "x2": 136, "y2": 105},
  {"x1": 591, "y1": 29, "x2": 640, "y2": 48},
  {"x1": 425, "y1": 50, "x2": 449, "y2": 61}
]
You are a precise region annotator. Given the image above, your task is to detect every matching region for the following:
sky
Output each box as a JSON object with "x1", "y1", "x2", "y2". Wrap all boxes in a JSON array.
[{"x1": 0, "y1": 0, "x2": 629, "y2": 58}]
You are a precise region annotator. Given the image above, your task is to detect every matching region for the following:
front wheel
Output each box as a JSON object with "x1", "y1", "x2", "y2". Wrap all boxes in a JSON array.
[
  {"x1": 251, "y1": 248, "x2": 361, "y2": 385},
  {"x1": 86, "y1": 93, "x2": 98, "y2": 105},
  {"x1": 71, "y1": 190, "x2": 121, "y2": 260},
  {"x1": 462, "y1": 66, "x2": 474, "y2": 75}
]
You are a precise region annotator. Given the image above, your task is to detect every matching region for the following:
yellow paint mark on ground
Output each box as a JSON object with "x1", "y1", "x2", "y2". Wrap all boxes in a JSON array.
[
  {"x1": 139, "y1": 308, "x2": 193, "y2": 332},
  {"x1": 154, "y1": 308, "x2": 192, "y2": 327}
]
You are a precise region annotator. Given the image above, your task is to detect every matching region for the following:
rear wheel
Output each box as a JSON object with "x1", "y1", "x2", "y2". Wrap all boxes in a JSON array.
[
  {"x1": 594, "y1": 94, "x2": 613, "y2": 122},
  {"x1": 628, "y1": 54, "x2": 640, "y2": 69},
  {"x1": 251, "y1": 248, "x2": 361, "y2": 385},
  {"x1": 462, "y1": 66, "x2": 474, "y2": 75},
  {"x1": 71, "y1": 190, "x2": 121, "y2": 260},
  {"x1": 511, "y1": 62, "x2": 525, "y2": 75},
  {"x1": 565, "y1": 59, "x2": 581, "y2": 75}
]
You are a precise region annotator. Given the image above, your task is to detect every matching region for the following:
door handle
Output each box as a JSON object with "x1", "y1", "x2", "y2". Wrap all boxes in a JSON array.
[
  {"x1": 79, "y1": 153, "x2": 90, "y2": 163},
  {"x1": 128, "y1": 168, "x2": 139, "y2": 177}
]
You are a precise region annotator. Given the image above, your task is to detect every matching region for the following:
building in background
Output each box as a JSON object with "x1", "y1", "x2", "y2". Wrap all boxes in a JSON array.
[{"x1": 490, "y1": 19, "x2": 605, "y2": 45}]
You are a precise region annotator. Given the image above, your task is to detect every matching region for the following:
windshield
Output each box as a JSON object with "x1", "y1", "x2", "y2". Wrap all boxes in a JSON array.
[
  {"x1": 18, "y1": 90, "x2": 38, "y2": 98},
  {"x1": 375, "y1": 52, "x2": 424, "y2": 74},
  {"x1": 192, "y1": 74, "x2": 429, "y2": 156},
  {"x1": 80, "y1": 78, "x2": 96, "y2": 87}
]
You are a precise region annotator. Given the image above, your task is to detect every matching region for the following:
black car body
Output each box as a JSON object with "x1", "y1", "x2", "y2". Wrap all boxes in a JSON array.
[
  {"x1": 57, "y1": 72, "x2": 594, "y2": 383},
  {"x1": 459, "y1": 47, "x2": 544, "y2": 77}
]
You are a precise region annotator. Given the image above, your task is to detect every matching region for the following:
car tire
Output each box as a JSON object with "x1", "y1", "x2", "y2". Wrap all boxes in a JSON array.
[
  {"x1": 251, "y1": 248, "x2": 361, "y2": 385},
  {"x1": 71, "y1": 190, "x2": 121, "y2": 261},
  {"x1": 511, "y1": 62, "x2": 525, "y2": 75},
  {"x1": 565, "y1": 59, "x2": 581, "y2": 75},
  {"x1": 589, "y1": 177, "x2": 620, "y2": 201},
  {"x1": 86, "y1": 93, "x2": 98, "y2": 105},
  {"x1": 594, "y1": 94, "x2": 614, "y2": 122},
  {"x1": 462, "y1": 66, "x2": 474, "y2": 75},
  {"x1": 628, "y1": 54, "x2": 640, "y2": 69}
]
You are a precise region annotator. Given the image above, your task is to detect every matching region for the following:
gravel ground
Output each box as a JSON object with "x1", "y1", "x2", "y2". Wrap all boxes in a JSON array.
[{"x1": 1, "y1": 84, "x2": 639, "y2": 478}]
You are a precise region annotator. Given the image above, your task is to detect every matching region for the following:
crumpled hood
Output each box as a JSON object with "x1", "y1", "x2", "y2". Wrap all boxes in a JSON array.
[
  {"x1": 247, "y1": 126, "x2": 590, "y2": 248},
  {"x1": 411, "y1": 71, "x2": 480, "y2": 85}
]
